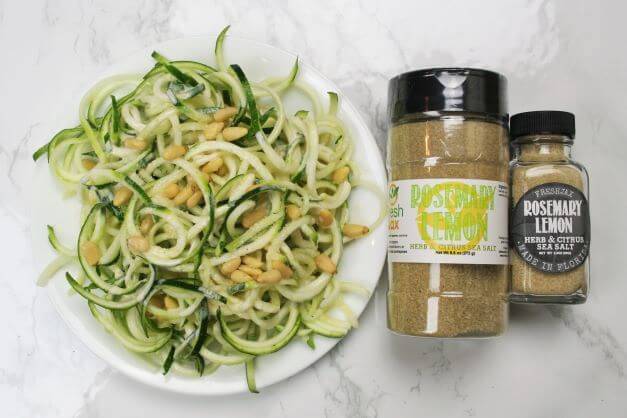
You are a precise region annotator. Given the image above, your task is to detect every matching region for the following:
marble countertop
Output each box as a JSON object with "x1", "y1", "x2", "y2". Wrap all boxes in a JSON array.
[{"x1": 2, "y1": 1, "x2": 625, "y2": 417}]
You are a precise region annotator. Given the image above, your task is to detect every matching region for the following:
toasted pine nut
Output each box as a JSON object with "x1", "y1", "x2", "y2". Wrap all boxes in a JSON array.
[
  {"x1": 286, "y1": 204, "x2": 301, "y2": 221},
  {"x1": 217, "y1": 164, "x2": 229, "y2": 176},
  {"x1": 125, "y1": 138, "x2": 147, "y2": 150},
  {"x1": 162, "y1": 183, "x2": 180, "y2": 199},
  {"x1": 163, "y1": 144, "x2": 187, "y2": 161},
  {"x1": 332, "y1": 166, "x2": 350, "y2": 184},
  {"x1": 202, "y1": 157, "x2": 224, "y2": 174},
  {"x1": 204, "y1": 122, "x2": 225, "y2": 140},
  {"x1": 149, "y1": 294, "x2": 165, "y2": 309},
  {"x1": 139, "y1": 216, "x2": 154, "y2": 235},
  {"x1": 316, "y1": 209, "x2": 333, "y2": 228},
  {"x1": 315, "y1": 254, "x2": 336, "y2": 274},
  {"x1": 82, "y1": 159, "x2": 96, "y2": 170},
  {"x1": 239, "y1": 265, "x2": 262, "y2": 278},
  {"x1": 173, "y1": 185, "x2": 194, "y2": 206},
  {"x1": 164, "y1": 296, "x2": 179, "y2": 310},
  {"x1": 271, "y1": 260, "x2": 293, "y2": 278},
  {"x1": 256, "y1": 269, "x2": 283, "y2": 284},
  {"x1": 231, "y1": 269, "x2": 252, "y2": 283},
  {"x1": 342, "y1": 223, "x2": 370, "y2": 238},
  {"x1": 220, "y1": 257, "x2": 242, "y2": 275},
  {"x1": 81, "y1": 241, "x2": 101, "y2": 266},
  {"x1": 243, "y1": 255, "x2": 264, "y2": 268},
  {"x1": 128, "y1": 234, "x2": 150, "y2": 253},
  {"x1": 222, "y1": 127, "x2": 248, "y2": 141},
  {"x1": 241, "y1": 205, "x2": 266, "y2": 228},
  {"x1": 213, "y1": 107, "x2": 238, "y2": 122},
  {"x1": 186, "y1": 190, "x2": 203, "y2": 208},
  {"x1": 113, "y1": 187, "x2": 133, "y2": 207}
]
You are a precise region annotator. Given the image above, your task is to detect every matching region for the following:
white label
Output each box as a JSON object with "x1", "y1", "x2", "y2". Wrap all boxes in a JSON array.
[{"x1": 387, "y1": 179, "x2": 509, "y2": 264}]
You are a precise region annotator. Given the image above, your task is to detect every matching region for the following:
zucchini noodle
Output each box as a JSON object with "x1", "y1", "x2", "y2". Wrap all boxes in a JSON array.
[{"x1": 34, "y1": 27, "x2": 382, "y2": 392}]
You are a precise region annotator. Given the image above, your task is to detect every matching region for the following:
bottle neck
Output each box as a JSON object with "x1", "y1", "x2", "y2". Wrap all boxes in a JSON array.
[{"x1": 515, "y1": 134, "x2": 573, "y2": 162}]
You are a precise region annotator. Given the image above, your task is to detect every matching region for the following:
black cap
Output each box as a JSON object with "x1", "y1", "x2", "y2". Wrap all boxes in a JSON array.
[
  {"x1": 510, "y1": 111, "x2": 576, "y2": 139},
  {"x1": 388, "y1": 68, "x2": 508, "y2": 123}
]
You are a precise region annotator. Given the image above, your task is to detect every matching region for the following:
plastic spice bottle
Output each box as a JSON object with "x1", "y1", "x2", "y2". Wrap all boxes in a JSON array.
[
  {"x1": 386, "y1": 68, "x2": 510, "y2": 337},
  {"x1": 509, "y1": 111, "x2": 590, "y2": 304}
]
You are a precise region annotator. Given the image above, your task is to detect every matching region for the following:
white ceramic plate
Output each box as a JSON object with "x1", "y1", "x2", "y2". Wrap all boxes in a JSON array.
[{"x1": 29, "y1": 35, "x2": 387, "y2": 395}]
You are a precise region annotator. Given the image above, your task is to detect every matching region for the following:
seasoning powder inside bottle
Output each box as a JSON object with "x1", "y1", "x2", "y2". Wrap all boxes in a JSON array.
[
  {"x1": 386, "y1": 68, "x2": 510, "y2": 338},
  {"x1": 509, "y1": 111, "x2": 590, "y2": 304}
]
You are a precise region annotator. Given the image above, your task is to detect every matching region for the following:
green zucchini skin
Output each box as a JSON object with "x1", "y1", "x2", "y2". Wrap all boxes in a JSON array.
[
  {"x1": 245, "y1": 358, "x2": 259, "y2": 393},
  {"x1": 218, "y1": 308, "x2": 301, "y2": 356}
]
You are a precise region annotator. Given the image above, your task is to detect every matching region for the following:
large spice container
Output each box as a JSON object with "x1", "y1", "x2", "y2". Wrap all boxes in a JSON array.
[
  {"x1": 386, "y1": 68, "x2": 510, "y2": 338},
  {"x1": 509, "y1": 111, "x2": 590, "y2": 304}
]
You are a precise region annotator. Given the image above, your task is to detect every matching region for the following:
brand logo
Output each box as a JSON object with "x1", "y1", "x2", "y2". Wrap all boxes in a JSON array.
[
  {"x1": 388, "y1": 183, "x2": 399, "y2": 207},
  {"x1": 413, "y1": 182, "x2": 495, "y2": 253}
]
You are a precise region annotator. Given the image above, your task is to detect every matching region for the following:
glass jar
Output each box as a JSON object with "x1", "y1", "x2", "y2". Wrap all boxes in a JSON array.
[
  {"x1": 386, "y1": 68, "x2": 510, "y2": 338},
  {"x1": 509, "y1": 111, "x2": 590, "y2": 304}
]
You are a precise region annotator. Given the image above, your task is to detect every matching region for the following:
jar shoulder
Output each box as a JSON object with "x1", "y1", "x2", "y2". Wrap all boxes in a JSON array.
[
  {"x1": 510, "y1": 159, "x2": 589, "y2": 195},
  {"x1": 510, "y1": 158, "x2": 588, "y2": 176}
]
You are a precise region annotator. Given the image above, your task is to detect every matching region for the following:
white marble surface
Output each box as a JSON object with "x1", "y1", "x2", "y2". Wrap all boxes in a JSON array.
[{"x1": 1, "y1": 0, "x2": 625, "y2": 417}]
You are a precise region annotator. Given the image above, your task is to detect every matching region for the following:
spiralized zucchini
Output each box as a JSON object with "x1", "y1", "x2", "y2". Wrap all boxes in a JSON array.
[{"x1": 35, "y1": 27, "x2": 382, "y2": 390}]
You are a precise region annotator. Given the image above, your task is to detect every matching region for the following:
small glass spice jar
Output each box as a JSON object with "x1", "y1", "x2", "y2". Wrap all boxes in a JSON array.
[
  {"x1": 509, "y1": 111, "x2": 590, "y2": 304},
  {"x1": 386, "y1": 68, "x2": 510, "y2": 337}
]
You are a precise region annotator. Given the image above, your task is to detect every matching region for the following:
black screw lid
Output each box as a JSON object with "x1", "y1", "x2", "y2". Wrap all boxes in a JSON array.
[
  {"x1": 510, "y1": 111, "x2": 576, "y2": 139},
  {"x1": 388, "y1": 67, "x2": 508, "y2": 124}
]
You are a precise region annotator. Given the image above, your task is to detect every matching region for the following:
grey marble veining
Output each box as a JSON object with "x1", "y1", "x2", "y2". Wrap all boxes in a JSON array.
[{"x1": 2, "y1": 1, "x2": 626, "y2": 417}]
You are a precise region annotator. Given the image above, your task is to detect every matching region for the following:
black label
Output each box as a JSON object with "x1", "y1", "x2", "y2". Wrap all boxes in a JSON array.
[{"x1": 511, "y1": 182, "x2": 590, "y2": 274}]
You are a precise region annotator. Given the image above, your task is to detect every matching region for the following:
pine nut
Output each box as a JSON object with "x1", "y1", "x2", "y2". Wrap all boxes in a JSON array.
[
  {"x1": 220, "y1": 256, "x2": 242, "y2": 275},
  {"x1": 204, "y1": 122, "x2": 225, "y2": 140},
  {"x1": 256, "y1": 269, "x2": 283, "y2": 284},
  {"x1": 202, "y1": 157, "x2": 224, "y2": 174},
  {"x1": 186, "y1": 190, "x2": 203, "y2": 208},
  {"x1": 243, "y1": 255, "x2": 264, "y2": 268},
  {"x1": 173, "y1": 185, "x2": 194, "y2": 206},
  {"x1": 213, "y1": 106, "x2": 238, "y2": 122},
  {"x1": 162, "y1": 183, "x2": 180, "y2": 199},
  {"x1": 163, "y1": 144, "x2": 187, "y2": 161},
  {"x1": 285, "y1": 204, "x2": 301, "y2": 221},
  {"x1": 231, "y1": 269, "x2": 252, "y2": 283},
  {"x1": 316, "y1": 209, "x2": 333, "y2": 228},
  {"x1": 239, "y1": 265, "x2": 262, "y2": 278},
  {"x1": 332, "y1": 166, "x2": 350, "y2": 184},
  {"x1": 315, "y1": 254, "x2": 336, "y2": 274},
  {"x1": 128, "y1": 234, "x2": 150, "y2": 253},
  {"x1": 139, "y1": 216, "x2": 154, "y2": 235},
  {"x1": 271, "y1": 260, "x2": 293, "y2": 278},
  {"x1": 81, "y1": 241, "x2": 101, "y2": 266},
  {"x1": 241, "y1": 205, "x2": 266, "y2": 228},
  {"x1": 164, "y1": 296, "x2": 179, "y2": 310},
  {"x1": 222, "y1": 127, "x2": 248, "y2": 141},
  {"x1": 113, "y1": 187, "x2": 133, "y2": 207},
  {"x1": 342, "y1": 223, "x2": 370, "y2": 238},
  {"x1": 149, "y1": 294, "x2": 165, "y2": 309},
  {"x1": 82, "y1": 159, "x2": 96, "y2": 170},
  {"x1": 125, "y1": 138, "x2": 147, "y2": 150},
  {"x1": 217, "y1": 164, "x2": 229, "y2": 176}
]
